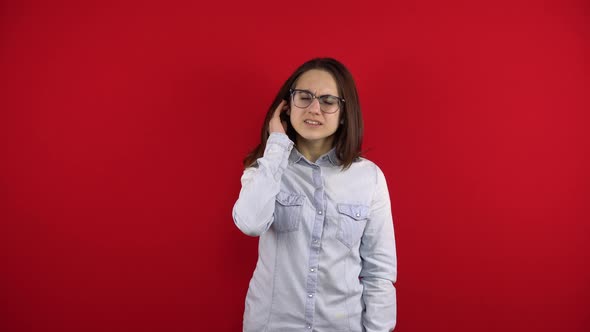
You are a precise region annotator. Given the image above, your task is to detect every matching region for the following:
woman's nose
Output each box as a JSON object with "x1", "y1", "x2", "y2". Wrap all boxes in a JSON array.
[{"x1": 307, "y1": 98, "x2": 322, "y2": 114}]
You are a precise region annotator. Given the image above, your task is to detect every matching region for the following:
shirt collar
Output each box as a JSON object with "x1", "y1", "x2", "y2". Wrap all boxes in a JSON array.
[{"x1": 289, "y1": 147, "x2": 340, "y2": 167}]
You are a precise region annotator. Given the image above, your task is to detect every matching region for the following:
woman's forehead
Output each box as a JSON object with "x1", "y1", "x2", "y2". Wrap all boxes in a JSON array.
[{"x1": 295, "y1": 69, "x2": 339, "y2": 94}]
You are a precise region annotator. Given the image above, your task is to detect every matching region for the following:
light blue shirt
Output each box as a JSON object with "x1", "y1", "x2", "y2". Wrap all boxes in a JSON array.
[{"x1": 233, "y1": 133, "x2": 397, "y2": 332}]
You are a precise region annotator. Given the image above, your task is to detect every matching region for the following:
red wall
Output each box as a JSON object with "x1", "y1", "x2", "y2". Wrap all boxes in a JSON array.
[{"x1": 1, "y1": 1, "x2": 588, "y2": 331}]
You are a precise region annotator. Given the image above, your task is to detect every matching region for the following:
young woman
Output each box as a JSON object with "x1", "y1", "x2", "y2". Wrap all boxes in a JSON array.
[{"x1": 232, "y1": 58, "x2": 397, "y2": 332}]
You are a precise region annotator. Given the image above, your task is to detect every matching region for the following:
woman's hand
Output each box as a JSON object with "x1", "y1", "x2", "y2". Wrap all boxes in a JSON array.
[{"x1": 268, "y1": 100, "x2": 289, "y2": 134}]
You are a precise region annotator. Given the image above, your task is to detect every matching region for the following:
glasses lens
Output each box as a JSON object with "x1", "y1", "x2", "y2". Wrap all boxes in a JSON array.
[
  {"x1": 319, "y1": 95, "x2": 340, "y2": 113},
  {"x1": 293, "y1": 91, "x2": 313, "y2": 108}
]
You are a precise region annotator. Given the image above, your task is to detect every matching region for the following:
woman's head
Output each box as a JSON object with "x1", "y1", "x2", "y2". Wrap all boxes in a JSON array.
[{"x1": 244, "y1": 57, "x2": 363, "y2": 169}]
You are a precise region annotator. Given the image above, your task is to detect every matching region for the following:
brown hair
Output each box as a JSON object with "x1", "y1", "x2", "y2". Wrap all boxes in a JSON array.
[{"x1": 243, "y1": 58, "x2": 363, "y2": 170}]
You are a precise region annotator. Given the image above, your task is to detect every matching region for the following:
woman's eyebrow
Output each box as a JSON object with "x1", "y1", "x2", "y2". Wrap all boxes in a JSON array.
[{"x1": 294, "y1": 88, "x2": 339, "y2": 96}]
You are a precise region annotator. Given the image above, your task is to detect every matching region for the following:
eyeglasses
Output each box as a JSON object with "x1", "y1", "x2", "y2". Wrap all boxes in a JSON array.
[{"x1": 289, "y1": 89, "x2": 345, "y2": 114}]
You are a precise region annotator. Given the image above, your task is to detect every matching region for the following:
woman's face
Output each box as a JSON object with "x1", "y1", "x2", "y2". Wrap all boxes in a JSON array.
[{"x1": 289, "y1": 69, "x2": 342, "y2": 147}]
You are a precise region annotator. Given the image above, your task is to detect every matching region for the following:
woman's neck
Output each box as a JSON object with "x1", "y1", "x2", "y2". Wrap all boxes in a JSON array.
[{"x1": 295, "y1": 136, "x2": 334, "y2": 163}]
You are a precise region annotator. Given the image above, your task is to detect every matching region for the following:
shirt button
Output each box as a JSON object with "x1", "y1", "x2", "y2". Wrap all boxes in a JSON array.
[
  {"x1": 356, "y1": 213, "x2": 360, "y2": 217},
  {"x1": 307, "y1": 325, "x2": 312, "y2": 329},
  {"x1": 318, "y1": 210, "x2": 323, "y2": 215},
  {"x1": 310, "y1": 268, "x2": 315, "y2": 272},
  {"x1": 313, "y1": 239, "x2": 318, "y2": 243},
  {"x1": 308, "y1": 294, "x2": 313, "y2": 298}
]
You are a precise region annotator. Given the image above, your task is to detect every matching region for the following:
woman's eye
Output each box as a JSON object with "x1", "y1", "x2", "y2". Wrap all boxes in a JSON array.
[{"x1": 322, "y1": 97, "x2": 337, "y2": 105}]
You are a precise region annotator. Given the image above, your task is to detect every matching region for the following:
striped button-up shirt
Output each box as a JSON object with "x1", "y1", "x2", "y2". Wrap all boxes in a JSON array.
[{"x1": 233, "y1": 133, "x2": 397, "y2": 332}]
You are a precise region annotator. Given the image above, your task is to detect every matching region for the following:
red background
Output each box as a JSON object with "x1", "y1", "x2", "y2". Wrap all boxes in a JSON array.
[{"x1": 1, "y1": 1, "x2": 589, "y2": 331}]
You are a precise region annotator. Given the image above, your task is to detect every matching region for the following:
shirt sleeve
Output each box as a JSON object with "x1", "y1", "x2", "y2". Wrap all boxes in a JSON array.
[
  {"x1": 359, "y1": 164, "x2": 398, "y2": 331},
  {"x1": 232, "y1": 132, "x2": 294, "y2": 236}
]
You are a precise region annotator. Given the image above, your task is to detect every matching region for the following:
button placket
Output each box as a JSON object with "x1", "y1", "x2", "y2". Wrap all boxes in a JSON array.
[{"x1": 303, "y1": 165, "x2": 325, "y2": 330}]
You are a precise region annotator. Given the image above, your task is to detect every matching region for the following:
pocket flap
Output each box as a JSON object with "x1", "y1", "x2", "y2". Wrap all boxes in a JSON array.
[
  {"x1": 276, "y1": 191, "x2": 305, "y2": 206},
  {"x1": 337, "y1": 203, "x2": 369, "y2": 220}
]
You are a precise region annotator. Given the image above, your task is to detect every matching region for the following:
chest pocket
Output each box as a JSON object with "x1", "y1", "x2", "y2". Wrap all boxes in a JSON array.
[
  {"x1": 273, "y1": 191, "x2": 305, "y2": 233},
  {"x1": 336, "y1": 203, "x2": 369, "y2": 249}
]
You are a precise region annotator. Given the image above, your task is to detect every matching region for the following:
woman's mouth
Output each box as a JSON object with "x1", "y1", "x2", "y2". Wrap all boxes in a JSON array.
[{"x1": 304, "y1": 119, "x2": 322, "y2": 126}]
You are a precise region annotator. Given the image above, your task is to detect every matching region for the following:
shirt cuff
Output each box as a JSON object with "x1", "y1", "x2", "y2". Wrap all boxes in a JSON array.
[{"x1": 267, "y1": 132, "x2": 294, "y2": 150}]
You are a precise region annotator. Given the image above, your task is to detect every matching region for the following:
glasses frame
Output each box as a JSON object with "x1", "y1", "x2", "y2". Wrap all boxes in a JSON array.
[{"x1": 289, "y1": 88, "x2": 345, "y2": 114}]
